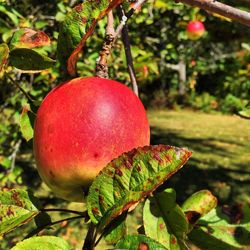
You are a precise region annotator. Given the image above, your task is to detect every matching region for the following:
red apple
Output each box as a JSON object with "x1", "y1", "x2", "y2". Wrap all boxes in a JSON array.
[
  {"x1": 186, "y1": 21, "x2": 205, "y2": 40},
  {"x1": 33, "y1": 77, "x2": 150, "y2": 202}
]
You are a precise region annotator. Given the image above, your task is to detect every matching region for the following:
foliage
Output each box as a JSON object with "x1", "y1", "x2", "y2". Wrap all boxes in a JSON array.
[
  {"x1": 10, "y1": 236, "x2": 71, "y2": 250},
  {"x1": 220, "y1": 94, "x2": 247, "y2": 113},
  {"x1": 0, "y1": 0, "x2": 249, "y2": 249}
]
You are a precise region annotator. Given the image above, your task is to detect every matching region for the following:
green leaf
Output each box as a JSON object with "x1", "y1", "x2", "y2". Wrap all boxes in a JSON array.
[
  {"x1": 57, "y1": 0, "x2": 122, "y2": 76},
  {"x1": 24, "y1": 212, "x2": 52, "y2": 239},
  {"x1": 20, "y1": 105, "x2": 34, "y2": 141},
  {"x1": 0, "y1": 156, "x2": 11, "y2": 169},
  {"x1": 9, "y1": 48, "x2": 55, "y2": 72},
  {"x1": 0, "y1": 5, "x2": 19, "y2": 26},
  {"x1": 189, "y1": 205, "x2": 250, "y2": 248},
  {"x1": 87, "y1": 145, "x2": 192, "y2": 231},
  {"x1": 115, "y1": 234, "x2": 168, "y2": 250},
  {"x1": 143, "y1": 189, "x2": 189, "y2": 249},
  {"x1": 182, "y1": 190, "x2": 217, "y2": 224},
  {"x1": 188, "y1": 228, "x2": 239, "y2": 250},
  {"x1": 10, "y1": 236, "x2": 71, "y2": 250},
  {"x1": 9, "y1": 28, "x2": 50, "y2": 50},
  {"x1": 0, "y1": 43, "x2": 9, "y2": 73},
  {"x1": 0, "y1": 189, "x2": 39, "y2": 236},
  {"x1": 104, "y1": 213, "x2": 127, "y2": 244}
]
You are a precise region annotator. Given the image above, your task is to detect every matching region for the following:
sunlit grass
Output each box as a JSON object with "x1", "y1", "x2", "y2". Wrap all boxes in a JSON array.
[{"x1": 148, "y1": 109, "x2": 250, "y2": 204}]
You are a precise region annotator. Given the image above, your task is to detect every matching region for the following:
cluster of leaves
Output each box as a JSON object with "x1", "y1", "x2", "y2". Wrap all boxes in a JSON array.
[{"x1": 1, "y1": 145, "x2": 249, "y2": 249}]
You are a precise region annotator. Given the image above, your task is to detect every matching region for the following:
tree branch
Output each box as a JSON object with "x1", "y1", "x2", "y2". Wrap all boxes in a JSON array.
[
  {"x1": 114, "y1": 0, "x2": 147, "y2": 37},
  {"x1": 7, "y1": 139, "x2": 22, "y2": 174},
  {"x1": 82, "y1": 222, "x2": 96, "y2": 250},
  {"x1": 117, "y1": 5, "x2": 139, "y2": 96},
  {"x1": 176, "y1": 0, "x2": 250, "y2": 27},
  {"x1": 166, "y1": 61, "x2": 186, "y2": 96},
  {"x1": 96, "y1": 11, "x2": 115, "y2": 78},
  {"x1": 26, "y1": 215, "x2": 84, "y2": 238}
]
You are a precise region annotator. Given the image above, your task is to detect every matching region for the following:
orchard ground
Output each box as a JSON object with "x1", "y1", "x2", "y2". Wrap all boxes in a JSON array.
[{"x1": 149, "y1": 109, "x2": 250, "y2": 204}]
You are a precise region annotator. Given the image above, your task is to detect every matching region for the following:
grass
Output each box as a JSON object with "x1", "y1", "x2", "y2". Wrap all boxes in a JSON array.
[{"x1": 148, "y1": 109, "x2": 250, "y2": 204}]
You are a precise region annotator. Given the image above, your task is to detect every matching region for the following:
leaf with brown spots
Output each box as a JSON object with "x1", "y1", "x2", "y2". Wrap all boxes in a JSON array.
[
  {"x1": 9, "y1": 28, "x2": 50, "y2": 50},
  {"x1": 57, "y1": 0, "x2": 122, "y2": 76},
  {"x1": 189, "y1": 204, "x2": 250, "y2": 249},
  {"x1": 143, "y1": 189, "x2": 189, "y2": 249},
  {"x1": 0, "y1": 189, "x2": 39, "y2": 236},
  {"x1": 115, "y1": 234, "x2": 167, "y2": 250},
  {"x1": 182, "y1": 190, "x2": 217, "y2": 225},
  {"x1": 87, "y1": 145, "x2": 192, "y2": 231}
]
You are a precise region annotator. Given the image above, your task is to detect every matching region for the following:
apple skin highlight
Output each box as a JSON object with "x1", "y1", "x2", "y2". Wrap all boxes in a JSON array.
[{"x1": 33, "y1": 77, "x2": 150, "y2": 202}]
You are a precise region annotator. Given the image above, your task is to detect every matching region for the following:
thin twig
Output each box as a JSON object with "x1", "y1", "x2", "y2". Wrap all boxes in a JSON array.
[
  {"x1": 7, "y1": 140, "x2": 22, "y2": 174},
  {"x1": 117, "y1": 5, "x2": 139, "y2": 96},
  {"x1": 177, "y1": 0, "x2": 250, "y2": 27},
  {"x1": 26, "y1": 215, "x2": 84, "y2": 238},
  {"x1": 114, "y1": 0, "x2": 147, "y2": 38},
  {"x1": 40, "y1": 208, "x2": 87, "y2": 217},
  {"x1": 7, "y1": 75, "x2": 34, "y2": 103}
]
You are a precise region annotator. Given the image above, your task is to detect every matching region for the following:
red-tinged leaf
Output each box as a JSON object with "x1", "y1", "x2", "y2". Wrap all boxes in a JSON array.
[
  {"x1": 0, "y1": 43, "x2": 9, "y2": 73},
  {"x1": 87, "y1": 145, "x2": 192, "y2": 231},
  {"x1": 10, "y1": 28, "x2": 50, "y2": 50},
  {"x1": 57, "y1": 0, "x2": 122, "y2": 77}
]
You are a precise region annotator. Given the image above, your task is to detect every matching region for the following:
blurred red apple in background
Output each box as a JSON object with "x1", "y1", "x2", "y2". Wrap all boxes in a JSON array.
[
  {"x1": 186, "y1": 20, "x2": 205, "y2": 40},
  {"x1": 33, "y1": 77, "x2": 150, "y2": 202}
]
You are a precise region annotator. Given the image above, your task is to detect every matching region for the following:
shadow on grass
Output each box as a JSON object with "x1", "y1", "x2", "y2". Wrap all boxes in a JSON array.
[{"x1": 151, "y1": 126, "x2": 250, "y2": 204}]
